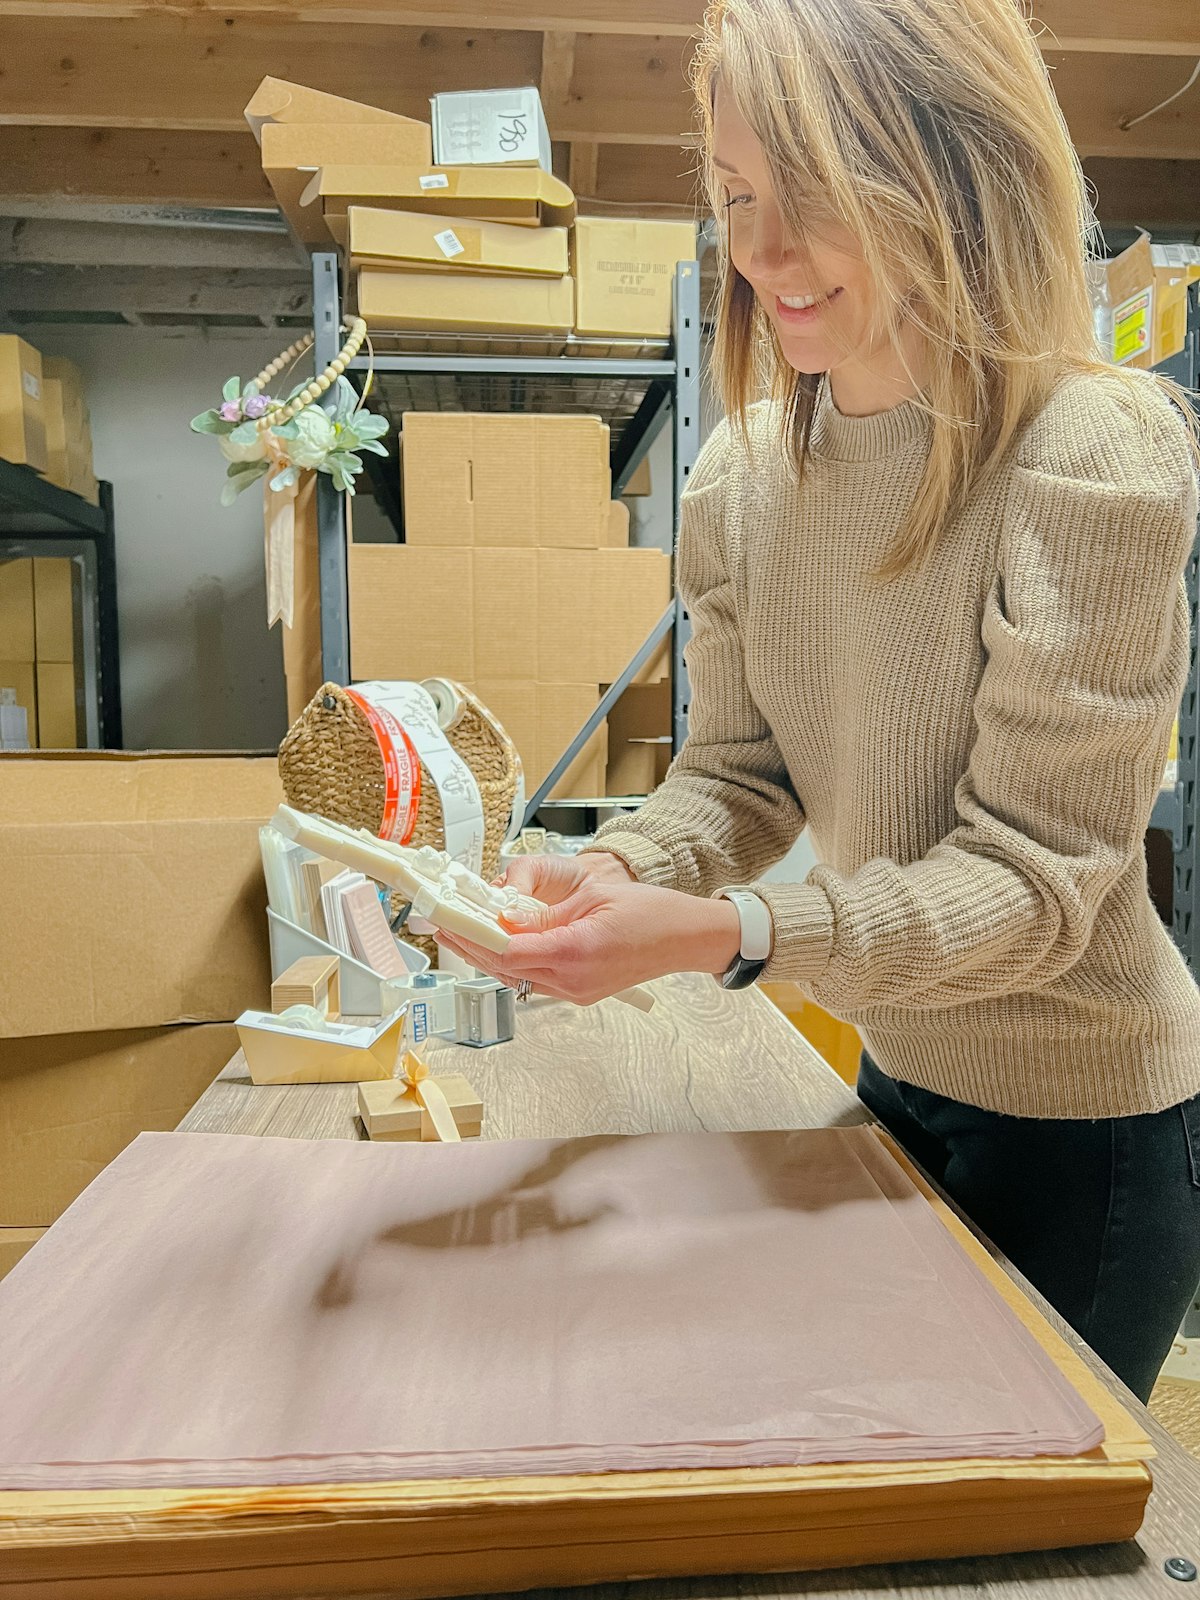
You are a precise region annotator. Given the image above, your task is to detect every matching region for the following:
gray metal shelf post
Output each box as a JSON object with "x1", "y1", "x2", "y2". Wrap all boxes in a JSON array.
[
  {"x1": 312, "y1": 252, "x2": 350, "y2": 687},
  {"x1": 671, "y1": 259, "x2": 702, "y2": 756}
]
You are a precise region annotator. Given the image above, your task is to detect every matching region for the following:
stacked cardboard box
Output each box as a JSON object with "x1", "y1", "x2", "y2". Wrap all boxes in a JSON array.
[
  {"x1": 41, "y1": 356, "x2": 99, "y2": 505},
  {"x1": 0, "y1": 555, "x2": 84, "y2": 748},
  {"x1": 0, "y1": 752, "x2": 281, "y2": 1233},
  {"x1": 348, "y1": 413, "x2": 670, "y2": 799},
  {"x1": 248, "y1": 78, "x2": 699, "y2": 341},
  {"x1": 0, "y1": 336, "x2": 47, "y2": 473}
]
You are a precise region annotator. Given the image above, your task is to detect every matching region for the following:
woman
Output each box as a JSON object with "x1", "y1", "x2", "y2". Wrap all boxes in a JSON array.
[{"x1": 437, "y1": 0, "x2": 1200, "y2": 1404}]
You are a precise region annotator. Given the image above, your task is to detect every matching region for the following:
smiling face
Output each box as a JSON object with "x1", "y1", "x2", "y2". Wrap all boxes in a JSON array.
[{"x1": 713, "y1": 87, "x2": 915, "y2": 407}]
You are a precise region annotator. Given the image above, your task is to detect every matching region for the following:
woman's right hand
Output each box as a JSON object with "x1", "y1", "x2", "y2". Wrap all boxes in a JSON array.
[{"x1": 500, "y1": 850, "x2": 635, "y2": 907}]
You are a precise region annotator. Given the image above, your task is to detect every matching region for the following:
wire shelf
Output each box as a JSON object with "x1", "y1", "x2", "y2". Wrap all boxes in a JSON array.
[{"x1": 356, "y1": 327, "x2": 670, "y2": 362}]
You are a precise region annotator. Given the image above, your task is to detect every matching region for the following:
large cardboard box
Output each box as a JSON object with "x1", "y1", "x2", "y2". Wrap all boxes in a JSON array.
[
  {"x1": 358, "y1": 267, "x2": 574, "y2": 335},
  {"x1": 303, "y1": 165, "x2": 575, "y2": 248},
  {"x1": 246, "y1": 77, "x2": 421, "y2": 139},
  {"x1": 0, "y1": 335, "x2": 47, "y2": 473},
  {"x1": 1107, "y1": 235, "x2": 1200, "y2": 369},
  {"x1": 573, "y1": 218, "x2": 699, "y2": 340},
  {"x1": 34, "y1": 661, "x2": 79, "y2": 749},
  {"x1": 0, "y1": 1227, "x2": 44, "y2": 1281},
  {"x1": 402, "y1": 413, "x2": 610, "y2": 547},
  {"x1": 0, "y1": 557, "x2": 35, "y2": 660},
  {"x1": 349, "y1": 207, "x2": 568, "y2": 277},
  {"x1": 41, "y1": 357, "x2": 98, "y2": 503},
  {"x1": 40, "y1": 376, "x2": 70, "y2": 491},
  {"x1": 262, "y1": 123, "x2": 434, "y2": 248},
  {"x1": 474, "y1": 679, "x2": 607, "y2": 798},
  {"x1": 33, "y1": 556, "x2": 76, "y2": 664},
  {"x1": 0, "y1": 752, "x2": 282, "y2": 1038},
  {"x1": 348, "y1": 544, "x2": 670, "y2": 685},
  {"x1": 431, "y1": 87, "x2": 552, "y2": 173},
  {"x1": 605, "y1": 680, "x2": 673, "y2": 796},
  {"x1": 0, "y1": 1022, "x2": 236, "y2": 1225}
]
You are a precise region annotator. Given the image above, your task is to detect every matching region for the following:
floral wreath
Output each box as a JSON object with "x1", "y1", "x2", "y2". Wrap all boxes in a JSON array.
[{"x1": 190, "y1": 317, "x2": 387, "y2": 505}]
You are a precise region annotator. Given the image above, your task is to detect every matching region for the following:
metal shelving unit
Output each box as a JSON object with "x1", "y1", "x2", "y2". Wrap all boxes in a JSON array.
[
  {"x1": 1148, "y1": 283, "x2": 1200, "y2": 979},
  {"x1": 0, "y1": 459, "x2": 121, "y2": 748},
  {"x1": 308, "y1": 250, "x2": 702, "y2": 824}
]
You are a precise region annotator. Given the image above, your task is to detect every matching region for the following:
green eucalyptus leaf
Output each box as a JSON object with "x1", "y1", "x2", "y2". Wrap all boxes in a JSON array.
[
  {"x1": 228, "y1": 420, "x2": 258, "y2": 447},
  {"x1": 191, "y1": 411, "x2": 235, "y2": 435},
  {"x1": 222, "y1": 376, "x2": 241, "y2": 403},
  {"x1": 243, "y1": 379, "x2": 260, "y2": 399}
]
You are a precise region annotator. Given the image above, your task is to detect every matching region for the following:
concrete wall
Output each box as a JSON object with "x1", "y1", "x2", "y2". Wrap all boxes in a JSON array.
[{"x1": 29, "y1": 327, "x2": 291, "y2": 752}]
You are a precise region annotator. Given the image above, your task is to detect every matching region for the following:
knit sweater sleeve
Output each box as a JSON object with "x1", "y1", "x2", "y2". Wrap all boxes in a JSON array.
[
  {"x1": 590, "y1": 416, "x2": 806, "y2": 893},
  {"x1": 756, "y1": 378, "x2": 1198, "y2": 1006}
]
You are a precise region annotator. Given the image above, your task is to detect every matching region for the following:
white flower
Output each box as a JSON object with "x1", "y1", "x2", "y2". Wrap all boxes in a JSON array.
[
  {"x1": 219, "y1": 431, "x2": 268, "y2": 464},
  {"x1": 287, "y1": 406, "x2": 337, "y2": 469}
]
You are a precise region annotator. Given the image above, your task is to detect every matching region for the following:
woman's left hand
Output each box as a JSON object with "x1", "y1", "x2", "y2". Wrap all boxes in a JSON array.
[{"x1": 434, "y1": 877, "x2": 743, "y2": 1005}]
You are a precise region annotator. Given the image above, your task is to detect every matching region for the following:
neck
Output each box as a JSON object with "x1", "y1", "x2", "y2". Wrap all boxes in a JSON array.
[{"x1": 827, "y1": 328, "x2": 927, "y2": 418}]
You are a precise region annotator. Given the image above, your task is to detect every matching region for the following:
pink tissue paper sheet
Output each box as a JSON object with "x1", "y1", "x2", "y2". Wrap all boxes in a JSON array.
[{"x1": 0, "y1": 1126, "x2": 1103, "y2": 1489}]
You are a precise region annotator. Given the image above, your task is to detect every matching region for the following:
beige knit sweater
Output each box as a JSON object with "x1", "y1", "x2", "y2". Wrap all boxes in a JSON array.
[{"x1": 594, "y1": 374, "x2": 1200, "y2": 1119}]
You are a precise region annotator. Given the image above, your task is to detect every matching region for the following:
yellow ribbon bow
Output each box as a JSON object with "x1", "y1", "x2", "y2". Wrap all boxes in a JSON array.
[{"x1": 401, "y1": 1049, "x2": 460, "y2": 1143}]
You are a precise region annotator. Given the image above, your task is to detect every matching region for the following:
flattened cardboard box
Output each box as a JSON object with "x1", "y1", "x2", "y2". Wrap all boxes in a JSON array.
[
  {"x1": 0, "y1": 1022, "x2": 236, "y2": 1225},
  {"x1": 0, "y1": 752, "x2": 281, "y2": 1038},
  {"x1": 348, "y1": 207, "x2": 568, "y2": 277},
  {"x1": 357, "y1": 268, "x2": 574, "y2": 335},
  {"x1": 262, "y1": 123, "x2": 434, "y2": 249},
  {"x1": 0, "y1": 1227, "x2": 45, "y2": 1281},
  {"x1": 349, "y1": 545, "x2": 670, "y2": 686},
  {"x1": 402, "y1": 413, "x2": 611, "y2": 547},
  {"x1": 246, "y1": 77, "x2": 422, "y2": 140},
  {"x1": 306, "y1": 164, "x2": 575, "y2": 248}
]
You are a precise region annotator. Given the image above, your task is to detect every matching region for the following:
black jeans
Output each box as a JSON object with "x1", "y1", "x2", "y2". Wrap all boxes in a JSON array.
[{"x1": 857, "y1": 1055, "x2": 1200, "y2": 1404}]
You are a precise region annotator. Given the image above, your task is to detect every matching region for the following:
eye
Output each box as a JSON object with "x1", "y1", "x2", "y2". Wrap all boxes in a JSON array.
[{"x1": 722, "y1": 191, "x2": 754, "y2": 212}]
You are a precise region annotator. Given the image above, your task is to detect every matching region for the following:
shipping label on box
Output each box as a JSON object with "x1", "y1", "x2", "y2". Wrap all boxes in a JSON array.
[
  {"x1": 402, "y1": 413, "x2": 610, "y2": 547},
  {"x1": 349, "y1": 545, "x2": 670, "y2": 686},
  {"x1": 432, "y1": 87, "x2": 552, "y2": 172},
  {"x1": 573, "y1": 218, "x2": 699, "y2": 340}
]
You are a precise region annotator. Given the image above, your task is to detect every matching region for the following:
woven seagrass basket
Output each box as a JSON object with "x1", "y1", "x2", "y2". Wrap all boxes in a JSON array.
[{"x1": 277, "y1": 680, "x2": 521, "y2": 966}]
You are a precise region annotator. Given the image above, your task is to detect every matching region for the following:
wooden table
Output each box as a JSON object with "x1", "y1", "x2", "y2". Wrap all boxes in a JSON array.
[{"x1": 179, "y1": 974, "x2": 1200, "y2": 1600}]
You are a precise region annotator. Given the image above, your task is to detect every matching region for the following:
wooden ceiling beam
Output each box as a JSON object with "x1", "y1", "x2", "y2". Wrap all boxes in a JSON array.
[
  {"x1": 0, "y1": 125, "x2": 271, "y2": 207},
  {"x1": 1033, "y1": 1, "x2": 1200, "y2": 57},
  {"x1": 1084, "y1": 157, "x2": 1200, "y2": 229},
  {"x1": 1049, "y1": 50, "x2": 1200, "y2": 159}
]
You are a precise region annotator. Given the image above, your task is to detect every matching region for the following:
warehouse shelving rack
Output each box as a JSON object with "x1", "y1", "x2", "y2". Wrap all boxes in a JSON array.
[
  {"x1": 307, "y1": 250, "x2": 702, "y2": 825},
  {"x1": 0, "y1": 460, "x2": 121, "y2": 748},
  {"x1": 1148, "y1": 283, "x2": 1200, "y2": 982}
]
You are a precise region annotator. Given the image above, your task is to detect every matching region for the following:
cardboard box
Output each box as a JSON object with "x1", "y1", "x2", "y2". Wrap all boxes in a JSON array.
[
  {"x1": 402, "y1": 413, "x2": 610, "y2": 547},
  {"x1": 348, "y1": 544, "x2": 670, "y2": 685},
  {"x1": 349, "y1": 207, "x2": 568, "y2": 277},
  {"x1": 0, "y1": 558, "x2": 35, "y2": 660},
  {"x1": 474, "y1": 679, "x2": 607, "y2": 798},
  {"x1": 33, "y1": 557, "x2": 76, "y2": 664},
  {"x1": 1107, "y1": 234, "x2": 1200, "y2": 369},
  {"x1": 0, "y1": 1227, "x2": 45, "y2": 1281},
  {"x1": 0, "y1": 335, "x2": 47, "y2": 473},
  {"x1": 358, "y1": 267, "x2": 574, "y2": 335},
  {"x1": 262, "y1": 123, "x2": 434, "y2": 248},
  {"x1": 41, "y1": 356, "x2": 88, "y2": 434},
  {"x1": 303, "y1": 165, "x2": 575, "y2": 248},
  {"x1": 0, "y1": 1023, "x2": 236, "y2": 1225},
  {"x1": 41, "y1": 377, "x2": 70, "y2": 491},
  {"x1": 573, "y1": 218, "x2": 699, "y2": 339},
  {"x1": 0, "y1": 752, "x2": 282, "y2": 1038},
  {"x1": 35, "y1": 661, "x2": 79, "y2": 748},
  {"x1": 604, "y1": 499, "x2": 630, "y2": 548},
  {"x1": 625, "y1": 456, "x2": 652, "y2": 496},
  {"x1": 605, "y1": 680, "x2": 673, "y2": 796},
  {"x1": 431, "y1": 87, "x2": 552, "y2": 172},
  {"x1": 0, "y1": 663, "x2": 36, "y2": 746},
  {"x1": 246, "y1": 76, "x2": 423, "y2": 140}
]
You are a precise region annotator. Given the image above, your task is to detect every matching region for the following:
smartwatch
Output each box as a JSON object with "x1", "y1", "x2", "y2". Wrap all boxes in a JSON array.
[{"x1": 713, "y1": 887, "x2": 773, "y2": 991}]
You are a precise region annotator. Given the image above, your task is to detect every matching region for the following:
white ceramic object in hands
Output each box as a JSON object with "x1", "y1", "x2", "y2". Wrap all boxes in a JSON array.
[{"x1": 270, "y1": 805, "x2": 654, "y2": 1011}]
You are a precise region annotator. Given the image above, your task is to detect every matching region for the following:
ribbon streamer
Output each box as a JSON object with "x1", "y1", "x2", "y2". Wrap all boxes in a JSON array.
[
  {"x1": 264, "y1": 472, "x2": 300, "y2": 629},
  {"x1": 401, "y1": 1049, "x2": 461, "y2": 1143}
]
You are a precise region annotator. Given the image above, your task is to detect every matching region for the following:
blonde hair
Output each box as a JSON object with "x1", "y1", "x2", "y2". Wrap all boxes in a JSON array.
[{"x1": 693, "y1": 0, "x2": 1199, "y2": 576}]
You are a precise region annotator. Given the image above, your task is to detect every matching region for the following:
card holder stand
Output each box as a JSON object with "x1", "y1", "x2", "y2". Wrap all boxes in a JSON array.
[{"x1": 267, "y1": 909, "x2": 429, "y2": 1019}]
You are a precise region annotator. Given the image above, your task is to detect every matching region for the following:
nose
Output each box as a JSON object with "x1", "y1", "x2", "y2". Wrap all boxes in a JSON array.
[{"x1": 748, "y1": 207, "x2": 795, "y2": 282}]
